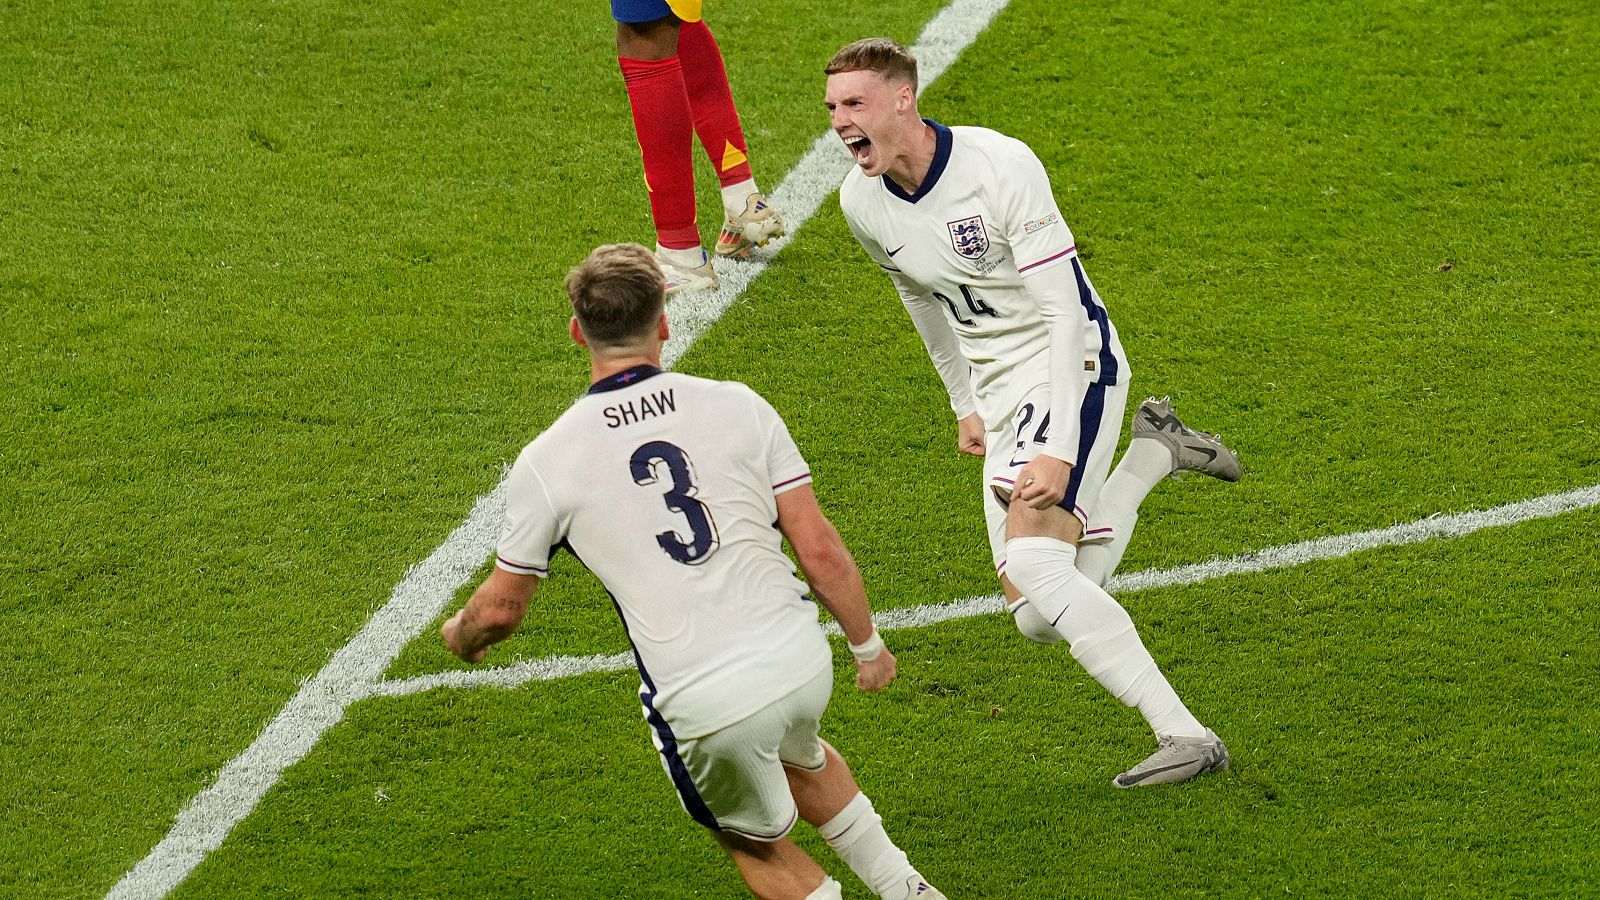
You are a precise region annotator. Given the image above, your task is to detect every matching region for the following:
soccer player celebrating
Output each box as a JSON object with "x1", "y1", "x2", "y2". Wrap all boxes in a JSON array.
[
  {"x1": 825, "y1": 38, "x2": 1240, "y2": 788},
  {"x1": 443, "y1": 243, "x2": 944, "y2": 900},
  {"x1": 613, "y1": 0, "x2": 785, "y2": 293}
]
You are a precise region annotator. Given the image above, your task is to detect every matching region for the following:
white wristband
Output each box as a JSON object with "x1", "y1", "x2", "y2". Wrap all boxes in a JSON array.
[{"x1": 848, "y1": 630, "x2": 885, "y2": 662}]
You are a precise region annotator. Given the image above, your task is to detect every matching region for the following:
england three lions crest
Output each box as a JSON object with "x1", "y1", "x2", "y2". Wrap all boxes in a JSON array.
[{"x1": 947, "y1": 216, "x2": 989, "y2": 260}]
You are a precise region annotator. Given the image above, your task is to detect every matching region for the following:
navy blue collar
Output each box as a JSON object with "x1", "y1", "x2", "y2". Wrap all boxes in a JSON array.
[
  {"x1": 883, "y1": 119, "x2": 952, "y2": 204},
  {"x1": 587, "y1": 364, "x2": 663, "y2": 394}
]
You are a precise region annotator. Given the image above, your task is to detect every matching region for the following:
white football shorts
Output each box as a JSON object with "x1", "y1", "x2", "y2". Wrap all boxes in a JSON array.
[
  {"x1": 656, "y1": 663, "x2": 832, "y2": 841},
  {"x1": 982, "y1": 375, "x2": 1131, "y2": 573}
]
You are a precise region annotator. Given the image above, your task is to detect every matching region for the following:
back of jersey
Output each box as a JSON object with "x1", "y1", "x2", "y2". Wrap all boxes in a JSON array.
[{"x1": 497, "y1": 367, "x2": 829, "y2": 738}]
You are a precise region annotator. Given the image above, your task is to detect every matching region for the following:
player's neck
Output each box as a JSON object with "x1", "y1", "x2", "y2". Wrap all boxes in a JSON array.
[
  {"x1": 886, "y1": 120, "x2": 938, "y2": 194},
  {"x1": 589, "y1": 349, "x2": 662, "y2": 384}
]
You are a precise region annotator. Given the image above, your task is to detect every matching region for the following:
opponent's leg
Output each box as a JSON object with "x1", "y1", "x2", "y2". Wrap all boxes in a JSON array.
[
  {"x1": 672, "y1": 19, "x2": 786, "y2": 258},
  {"x1": 616, "y1": 17, "x2": 717, "y2": 292},
  {"x1": 785, "y1": 743, "x2": 944, "y2": 900},
  {"x1": 674, "y1": 18, "x2": 749, "y2": 189}
]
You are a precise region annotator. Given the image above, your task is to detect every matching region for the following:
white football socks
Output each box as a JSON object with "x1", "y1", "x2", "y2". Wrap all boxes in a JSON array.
[
  {"x1": 805, "y1": 877, "x2": 845, "y2": 900},
  {"x1": 1076, "y1": 437, "x2": 1172, "y2": 585},
  {"x1": 1005, "y1": 536, "x2": 1207, "y2": 738},
  {"x1": 721, "y1": 177, "x2": 760, "y2": 221},
  {"x1": 819, "y1": 793, "x2": 923, "y2": 900},
  {"x1": 1007, "y1": 595, "x2": 1064, "y2": 644}
]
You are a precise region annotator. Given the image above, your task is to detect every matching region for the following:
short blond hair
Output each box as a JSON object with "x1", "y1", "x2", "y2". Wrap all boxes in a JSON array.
[
  {"x1": 825, "y1": 38, "x2": 918, "y2": 94},
  {"x1": 564, "y1": 243, "x2": 666, "y2": 347}
]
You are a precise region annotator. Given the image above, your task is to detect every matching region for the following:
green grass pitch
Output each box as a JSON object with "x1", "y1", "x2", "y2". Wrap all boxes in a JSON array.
[{"x1": 3, "y1": 0, "x2": 1597, "y2": 896}]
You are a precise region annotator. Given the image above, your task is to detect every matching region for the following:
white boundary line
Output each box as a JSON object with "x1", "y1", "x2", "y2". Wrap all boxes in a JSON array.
[
  {"x1": 107, "y1": 2, "x2": 1015, "y2": 897},
  {"x1": 369, "y1": 481, "x2": 1600, "y2": 699}
]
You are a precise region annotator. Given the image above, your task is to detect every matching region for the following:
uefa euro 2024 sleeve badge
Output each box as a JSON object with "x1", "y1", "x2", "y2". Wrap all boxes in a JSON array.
[{"x1": 947, "y1": 216, "x2": 989, "y2": 260}]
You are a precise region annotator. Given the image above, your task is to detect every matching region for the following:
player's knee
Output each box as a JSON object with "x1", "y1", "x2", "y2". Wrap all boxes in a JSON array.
[
  {"x1": 1005, "y1": 535, "x2": 1104, "y2": 629},
  {"x1": 1003, "y1": 536, "x2": 1071, "y2": 600},
  {"x1": 1006, "y1": 596, "x2": 1064, "y2": 644}
]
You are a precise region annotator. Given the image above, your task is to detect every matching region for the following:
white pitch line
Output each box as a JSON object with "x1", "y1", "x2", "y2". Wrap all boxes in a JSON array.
[
  {"x1": 104, "y1": 486, "x2": 506, "y2": 900},
  {"x1": 370, "y1": 481, "x2": 1600, "y2": 699},
  {"x1": 107, "y1": 3, "x2": 1016, "y2": 898},
  {"x1": 1106, "y1": 481, "x2": 1600, "y2": 595}
]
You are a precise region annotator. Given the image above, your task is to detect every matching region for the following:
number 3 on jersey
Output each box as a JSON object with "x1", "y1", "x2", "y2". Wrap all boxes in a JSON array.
[{"x1": 630, "y1": 440, "x2": 720, "y2": 565}]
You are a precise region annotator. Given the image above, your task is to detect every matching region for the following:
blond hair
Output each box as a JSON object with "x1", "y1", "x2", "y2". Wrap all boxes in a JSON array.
[
  {"x1": 564, "y1": 243, "x2": 666, "y2": 347},
  {"x1": 825, "y1": 38, "x2": 919, "y2": 94}
]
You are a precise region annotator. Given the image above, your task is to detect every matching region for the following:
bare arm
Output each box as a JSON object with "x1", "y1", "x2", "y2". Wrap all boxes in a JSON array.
[
  {"x1": 442, "y1": 567, "x2": 540, "y2": 663},
  {"x1": 775, "y1": 484, "x2": 895, "y2": 691}
]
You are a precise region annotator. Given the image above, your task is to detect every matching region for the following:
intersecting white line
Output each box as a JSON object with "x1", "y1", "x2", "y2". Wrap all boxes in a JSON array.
[
  {"x1": 367, "y1": 481, "x2": 1600, "y2": 699},
  {"x1": 106, "y1": 2, "x2": 1018, "y2": 897}
]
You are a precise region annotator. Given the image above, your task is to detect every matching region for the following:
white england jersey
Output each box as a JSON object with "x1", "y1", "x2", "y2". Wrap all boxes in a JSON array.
[
  {"x1": 840, "y1": 121, "x2": 1129, "y2": 460},
  {"x1": 496, "y1": 366, "x2": 830, "y2": 739}
]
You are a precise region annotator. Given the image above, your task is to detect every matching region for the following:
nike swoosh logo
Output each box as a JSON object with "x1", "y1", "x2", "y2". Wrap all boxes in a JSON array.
[
  {"x1": 887, "y1": 244, "x2": 906, "y2": 257},
  {"x1": 1118, "y1": 759, "x2": 1206, "y2": 785}
]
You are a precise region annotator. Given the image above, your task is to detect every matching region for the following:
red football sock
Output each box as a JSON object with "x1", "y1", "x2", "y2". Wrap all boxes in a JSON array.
[
  {"x1": 619, "y1": 55, "x2": 700, "y2": 250},
  {"x1": 676, "y1": 19, "x2": 753, "y2": 187}
]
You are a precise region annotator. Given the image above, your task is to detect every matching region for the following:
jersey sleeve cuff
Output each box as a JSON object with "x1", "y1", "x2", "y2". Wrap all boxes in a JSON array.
[
  {"x1": 495, "y1": 556, "x2": 548, "y2": 577},
  {"x1": 772, "y1": 472, "x2": 814, "y2": 495},
  {"x1": 1017, "y1": 244, "x2": 1077, "y2": 276}
]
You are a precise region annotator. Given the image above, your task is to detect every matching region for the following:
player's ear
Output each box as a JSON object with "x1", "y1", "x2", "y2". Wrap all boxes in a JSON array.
[
  {"x1": 657, "y1": 311, "x2": 670, "y2": 342},
  {"x1": 569, "y1": 316, "x2": 589, "y2": 348}
]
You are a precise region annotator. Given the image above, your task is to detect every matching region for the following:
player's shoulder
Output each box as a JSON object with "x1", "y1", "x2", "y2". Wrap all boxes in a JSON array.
[
  {"x1": 520, "y1": 409, "x2": 576, "y2": 466},
  {"x1": 687, "y1": 376, "x2": 784, "y2": 425},
  {"x1": 951, "y1": 124, "x2": 1040, "y2": 166},
  {"x1": 700, "y1": 374, "x2": 767, "y2": 409}
]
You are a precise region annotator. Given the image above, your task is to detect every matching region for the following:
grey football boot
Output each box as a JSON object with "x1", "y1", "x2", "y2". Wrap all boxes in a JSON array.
[
  {"x1": 1132, "y1": 396, "x2": 1242, "y2": 481},
  {"x1": 1113, "y1": 728, "x2": 1230, "y2": 788}
]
